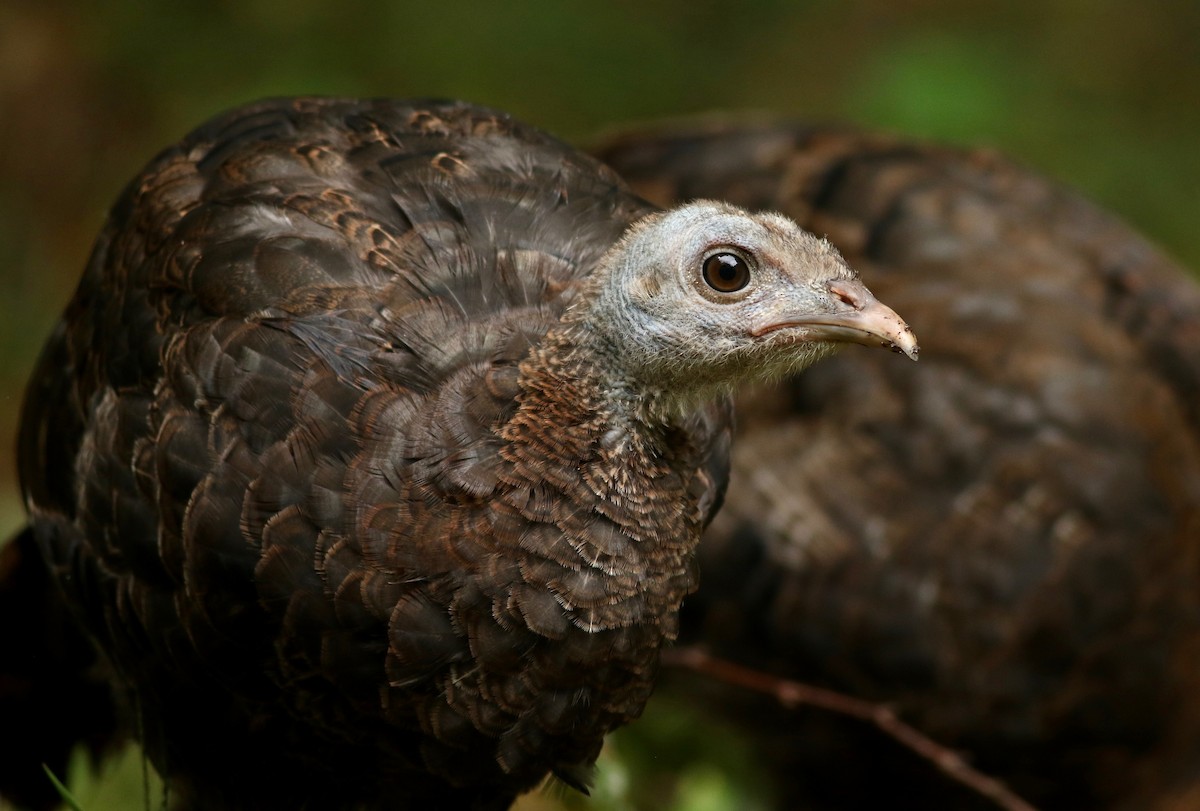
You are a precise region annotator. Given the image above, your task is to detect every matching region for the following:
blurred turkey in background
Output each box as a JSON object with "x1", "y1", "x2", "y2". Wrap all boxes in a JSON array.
[{"x1": 596, "y1": 118, "x2": 1200, "y2": 810}]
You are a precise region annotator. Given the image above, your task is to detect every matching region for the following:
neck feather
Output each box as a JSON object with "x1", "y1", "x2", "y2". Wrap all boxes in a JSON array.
[{"x1": 501, "y1": 322, "x2": 664, "y2": 461}]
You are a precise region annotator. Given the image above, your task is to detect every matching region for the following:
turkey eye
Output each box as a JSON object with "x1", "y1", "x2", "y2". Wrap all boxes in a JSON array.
[{"x1": 702, "y1": 252, "x2": 751, "y2": 293}]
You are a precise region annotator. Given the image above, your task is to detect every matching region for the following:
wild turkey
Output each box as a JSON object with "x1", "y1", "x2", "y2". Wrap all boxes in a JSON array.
[
  {"x1": 2, "y1": 97, "x2": 915, "y2": 810},
  {"x1": 595, "y1": 122, "x2": 1200, "y2": 809}
]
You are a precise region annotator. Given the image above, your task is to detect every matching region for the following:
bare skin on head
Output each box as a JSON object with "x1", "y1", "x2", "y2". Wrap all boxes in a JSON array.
[{"x1": 564, "y1": 200, "x2": 918, "y2": 417}]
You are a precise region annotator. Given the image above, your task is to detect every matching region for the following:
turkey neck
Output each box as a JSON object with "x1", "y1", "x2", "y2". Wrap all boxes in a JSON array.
[{"x1": 496, "y1": 321, "x2": 704, "y2": 634}]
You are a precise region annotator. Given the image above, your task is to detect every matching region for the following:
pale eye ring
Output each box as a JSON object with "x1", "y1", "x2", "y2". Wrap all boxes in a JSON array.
[{"x1": 702, "y1": 252, "x2": 751, "y2": 293}]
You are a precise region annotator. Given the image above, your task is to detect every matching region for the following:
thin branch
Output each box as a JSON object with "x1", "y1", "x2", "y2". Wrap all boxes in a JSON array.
[{"x1": 660, "y1": 645, "x2": 1039, "y2": 811}]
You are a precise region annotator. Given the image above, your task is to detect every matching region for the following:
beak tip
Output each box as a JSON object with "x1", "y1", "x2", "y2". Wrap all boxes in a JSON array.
[{"x1": 894, "y1": 330, "x2": 919, "y2": 361}]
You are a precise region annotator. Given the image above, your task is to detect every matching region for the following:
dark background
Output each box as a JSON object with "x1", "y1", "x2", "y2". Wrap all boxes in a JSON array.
[{"x1": 1, "y1": 1, "x2": 1197, "y2": 807}]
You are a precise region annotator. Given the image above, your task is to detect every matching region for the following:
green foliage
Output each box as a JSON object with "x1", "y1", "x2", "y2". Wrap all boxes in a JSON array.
[
  {"x1": 41, "y1": 766, "x2": 84, "y2": 811},
  {"x1": 545, "y1": 693, "x2": 772, "y2": 811},
  {"x1": 58, "y1": 745, "x2": 165, "y2": 811}
]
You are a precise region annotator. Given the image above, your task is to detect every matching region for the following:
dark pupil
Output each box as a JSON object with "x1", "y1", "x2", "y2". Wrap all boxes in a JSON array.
[{"x1": 703, "y1": 252, "x2": 750, "y2": 293}]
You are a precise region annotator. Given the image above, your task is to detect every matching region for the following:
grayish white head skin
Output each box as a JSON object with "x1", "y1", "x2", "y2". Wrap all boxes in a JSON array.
[{"x1": 566, "y1": 200, "x2": 918, "y2": 416}]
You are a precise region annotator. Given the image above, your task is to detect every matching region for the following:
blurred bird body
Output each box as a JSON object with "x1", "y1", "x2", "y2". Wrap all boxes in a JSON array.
[{"x1": 597, "y1": 121, "x2": 1200, "y2": 810}]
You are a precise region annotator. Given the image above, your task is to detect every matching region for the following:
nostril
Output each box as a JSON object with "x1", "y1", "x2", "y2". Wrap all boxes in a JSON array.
[{"x1": 827, "y1": 281, "x2": 862, "y2": 309}]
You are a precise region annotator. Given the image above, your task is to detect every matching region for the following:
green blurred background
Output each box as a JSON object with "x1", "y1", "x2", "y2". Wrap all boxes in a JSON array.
[{"x1": 1, "y1": 0, "x2": 1197, "y2": 808}]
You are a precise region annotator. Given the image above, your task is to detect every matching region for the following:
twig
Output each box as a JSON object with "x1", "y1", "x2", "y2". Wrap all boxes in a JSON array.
[{"x1": 660, "y1": 645, "x2": 1039, "y2": 811}]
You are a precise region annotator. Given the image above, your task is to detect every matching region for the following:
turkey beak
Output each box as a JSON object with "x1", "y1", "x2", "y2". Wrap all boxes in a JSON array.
[
  {"x1": 756, "y1": 278, "x2": 919, "y2": 360},
  {"x1": 820, "y1": 279, "x2": 919, "y2": 360}
]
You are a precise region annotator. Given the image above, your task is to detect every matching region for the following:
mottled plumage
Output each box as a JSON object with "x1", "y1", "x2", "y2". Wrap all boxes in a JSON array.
[
  {"x1": 597, "y1": 121, "x2": 1200, "y2": 810},
  {"x1": 7, "y1": 99, "x2": 912, "y2": 810}
]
